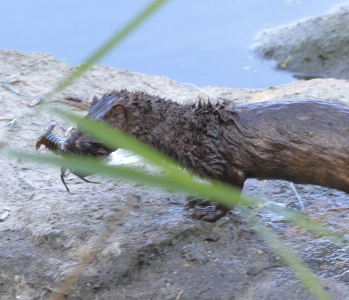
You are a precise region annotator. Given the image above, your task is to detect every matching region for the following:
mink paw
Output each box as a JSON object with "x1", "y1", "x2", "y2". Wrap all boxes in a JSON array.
[{"x1": 186, "y1": 197, "x2": 230, "y2": 222}]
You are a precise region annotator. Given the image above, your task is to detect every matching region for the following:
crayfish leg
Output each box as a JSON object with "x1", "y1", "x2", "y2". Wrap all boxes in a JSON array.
[
  {"x1": 77, "y1": 176, "x2": 99, "y2": 184},
  {"x1": 60, "y1": 167, "x2": 71, "y2": 194}
]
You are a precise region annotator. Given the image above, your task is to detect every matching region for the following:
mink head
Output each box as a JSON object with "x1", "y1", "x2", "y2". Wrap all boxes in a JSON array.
[
  {"x1": 63, "y1": 91, "x2": 132, "y2": 157},
  {"x1": 64, "y1": 130, "x2": 114, "y2": 158}
]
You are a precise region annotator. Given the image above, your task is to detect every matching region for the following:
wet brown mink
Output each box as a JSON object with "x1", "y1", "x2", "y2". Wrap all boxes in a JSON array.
[{"x1": 37, "y1": 90, "x2": 349, "y2": 221}]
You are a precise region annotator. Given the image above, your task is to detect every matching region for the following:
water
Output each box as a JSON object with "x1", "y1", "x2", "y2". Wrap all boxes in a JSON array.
[{"x1": 0, "y1": 0, "x2": 340, "y2": 88}]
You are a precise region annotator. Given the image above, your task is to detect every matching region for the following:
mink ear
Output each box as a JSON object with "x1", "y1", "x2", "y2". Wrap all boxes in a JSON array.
[{"x1": 106, "y1": 104, "x2": 128, "y2": 128}]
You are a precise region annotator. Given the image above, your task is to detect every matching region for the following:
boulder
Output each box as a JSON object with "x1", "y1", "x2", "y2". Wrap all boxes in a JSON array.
[{"x1": 253, "y1": 2, "x2": 349, "y2": 79}]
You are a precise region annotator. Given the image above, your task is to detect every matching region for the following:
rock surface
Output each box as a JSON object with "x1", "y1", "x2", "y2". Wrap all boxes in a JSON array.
[
  {"x1": 1, "y1": 49, "x2": 349, "y2": 299},
  {"x1": 253, "y1": 1, "x2": 349, "y2": 80}
]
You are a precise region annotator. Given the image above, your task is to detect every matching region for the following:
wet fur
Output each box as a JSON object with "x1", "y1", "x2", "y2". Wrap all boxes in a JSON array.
[{"x1": 57, "y1": 90, "x2": 349, "y2": 220}]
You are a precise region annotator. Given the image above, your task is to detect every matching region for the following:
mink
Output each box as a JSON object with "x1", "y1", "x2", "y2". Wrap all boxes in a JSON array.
[{"x1": 38, "y1": 90, "x2": 349, "y2": 221}]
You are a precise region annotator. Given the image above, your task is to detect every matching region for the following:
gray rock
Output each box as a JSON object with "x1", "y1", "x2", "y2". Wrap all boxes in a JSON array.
[
  {"x1": 253, "y1": 2, "x2": 349, "y2": 79},
  {"x1": 1, "y1": 49, "x2": 349, "y2": 299}
]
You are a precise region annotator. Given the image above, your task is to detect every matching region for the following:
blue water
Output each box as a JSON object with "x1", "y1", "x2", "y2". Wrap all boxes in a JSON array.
[{"x1": 0, "y1": 0, "x2": 340, "y2": 88}]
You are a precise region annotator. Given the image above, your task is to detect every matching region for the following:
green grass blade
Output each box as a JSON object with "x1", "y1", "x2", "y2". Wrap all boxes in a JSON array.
[
  {"x1": 7, "y1": 149, "x2": 334, "y2": 299},
  {"x1": 264, "y1": 204, "x2": 346, "y2": 245},
  {"x1": 8, "y1": 147, "x2": 346, "y2": 246},
  {"x1": 9, "y1": 149, "x2": 245, "y2": 206},
  {"x1": 248, "y1": 215, "x2": 332, "y2": 300}
]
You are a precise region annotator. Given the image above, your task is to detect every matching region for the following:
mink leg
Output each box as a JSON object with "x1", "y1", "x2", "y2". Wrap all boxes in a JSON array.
[{"x1": 185, "y1": 179, "x2": 244, "y2": 222}]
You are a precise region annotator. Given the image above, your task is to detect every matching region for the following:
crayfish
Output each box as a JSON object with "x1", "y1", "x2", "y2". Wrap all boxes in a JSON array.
[{"x1": 36, "y1": 124, "x2": 99, "y2": 193}]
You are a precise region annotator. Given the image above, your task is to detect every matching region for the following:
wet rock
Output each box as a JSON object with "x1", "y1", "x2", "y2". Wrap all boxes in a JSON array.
[
  {"x1": 253, "y1": 2, "x2": 349, "y2": 79},
  {"x1": 182, "y1": 240, "x2": 210, "y2": 263},
  {"x1": 1, "y1": 49, "x2": 349, "y2": 299}
]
